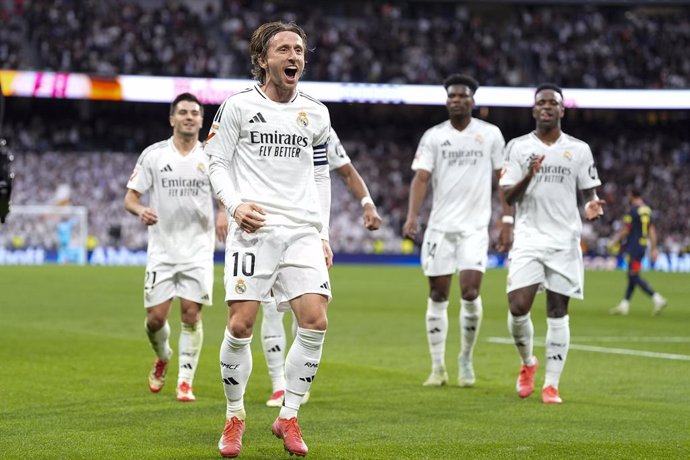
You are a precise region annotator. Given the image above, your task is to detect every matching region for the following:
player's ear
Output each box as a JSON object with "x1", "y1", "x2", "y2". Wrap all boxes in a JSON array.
[{"x1": 169, "y1": 115, "x2": 175, "y2": 128}]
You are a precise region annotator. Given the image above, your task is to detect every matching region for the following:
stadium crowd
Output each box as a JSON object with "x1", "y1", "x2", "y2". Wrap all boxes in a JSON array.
[
  {"x1": 3, "y1": 0, "x2": 688, "y2": 88},
  {"x1": 2, "y1": 110, "x2": 689, "y2": 256},
  {"x1": 2, "y1": 0, "x2": 688, "y2": 256}
]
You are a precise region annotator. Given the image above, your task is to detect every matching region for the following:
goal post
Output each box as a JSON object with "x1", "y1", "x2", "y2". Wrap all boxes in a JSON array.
[{"x1": 1, "y1": 205, "x2": 88, "y2": 265}]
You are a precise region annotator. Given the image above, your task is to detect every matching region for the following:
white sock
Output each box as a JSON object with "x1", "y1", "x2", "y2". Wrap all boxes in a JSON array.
[
  {"x1": 459, "y1": 296, "x2": 483, "y2": 362},
  {"x1": 508, "y1": 312, "x2": 536, "y2": 366},
  {"x1": 261, "y1": 300, "x2": 287, "y2": 393},
  {"x1": 426, "y1": 299, "x2": 449, "y2": 373},
  {"x1": 178, "y1": 320, "x2": 203, "y2": 385},
  {"x1": 281, "y1": 327, "x2": 325, "y2": 419},
  {"x1": 145, "y1": 320, "x2": 173, "y2": 361},
  {"x1": 220, "y1": 328, "x2": 253, "y2": 419},
  {"x1": 544, "y1": 315, "x2": 570, "y2": 389}
]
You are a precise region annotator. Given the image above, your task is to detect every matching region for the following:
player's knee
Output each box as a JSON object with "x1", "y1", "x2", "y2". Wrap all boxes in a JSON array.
[
  {"x1": 547, "y1": 306, "x2": 568, "y2": 318},
  {"x1": 546, "y1": 300, "x2": 568, "y2": 317},
  {"x1": 508, "y1": 301, "x2": 531, "y2": 317},
  {"x1": 180, "y1": 304, "x2": 201, "y2": 324},
  {"x1": 429, "y1": 289, "x2": 449, "y2": 302},
  {"x1": 146, "y1": 313, "x2": 167, "y2": 331},
  {"x1": 461, "y1": 288, "x2": 479, "y2": 301},
  {"x1": 228, "y1": 319, "x2": 254, "y2": 338},
  {"x1": 181, "y1": 309, "x2": 201, "y2": 325},
  {"x1": 298, "y1": 315, "x2": 328, "y2": 331}
]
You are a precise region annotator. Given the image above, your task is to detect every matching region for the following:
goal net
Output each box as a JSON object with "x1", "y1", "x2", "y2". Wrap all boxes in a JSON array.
[{"x1": 0, "y1": 205, "x2": 88, "y2": 264}]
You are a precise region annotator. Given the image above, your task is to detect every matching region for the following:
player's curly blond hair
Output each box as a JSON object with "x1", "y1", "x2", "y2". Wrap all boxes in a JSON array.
[{"x1": 249, "y1": 21, "x2": 308, "y2": 84}]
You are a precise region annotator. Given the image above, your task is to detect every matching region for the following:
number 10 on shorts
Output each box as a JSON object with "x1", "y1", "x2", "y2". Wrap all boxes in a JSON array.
[{"x1": 231, "y1": 252, "x2": 256, "y2": 277}]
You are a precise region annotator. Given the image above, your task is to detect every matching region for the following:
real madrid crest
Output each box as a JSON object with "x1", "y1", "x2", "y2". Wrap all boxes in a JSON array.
[
  {"x1": 475, "y1": 134, "x2": 483, "y2": 144},
  {"x1": 296, "y1": 111, "x2": 309, "y2": 127},
  {"x1": 197, "y1": 162, "x2": 206, "y2": 173},
  {"x1": 563, "y1": 150, "x2": 572, "y2": 160},
  {"x1": 235, "y1": 279, "x2": 247, "y2": 294}
]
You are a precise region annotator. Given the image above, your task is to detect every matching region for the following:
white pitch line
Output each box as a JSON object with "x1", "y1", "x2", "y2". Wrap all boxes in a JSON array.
[
  {"x1": 487, "y1": 337, "x2": 690, "y2": 361},
  {"x1": 570, "y1": 336, "x2": 690, "y2": 343}
]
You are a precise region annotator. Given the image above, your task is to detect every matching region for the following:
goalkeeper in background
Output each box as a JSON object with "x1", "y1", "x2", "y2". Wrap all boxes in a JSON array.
[{"x1": 124, "y1": 93, "x2": 223, "y2": 402}]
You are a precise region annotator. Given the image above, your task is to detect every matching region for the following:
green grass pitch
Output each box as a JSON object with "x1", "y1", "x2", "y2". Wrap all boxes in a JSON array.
[{"x1": 1, "y1": 265, "x2": 688, "y2": 459}]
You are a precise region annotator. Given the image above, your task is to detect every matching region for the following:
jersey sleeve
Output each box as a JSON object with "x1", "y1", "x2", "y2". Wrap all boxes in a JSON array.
[
  {"x1": 126, "y1": 149, "x2": 154, "y2": 193},
  {"x1": 576, "y1": 143, "x2": 602, "y2": 190},
  {"x1": 312, "y1": 111, "x2": 331, "y2": 166},
  {"x1": 205, "y1": 99, "x2": 242, "y2": 212},
  {"x1": 498, "y1": 139, "x2": 523, "y2": 187},
  {"x1": 204, "y1": 99, "x2": 240, "y2": 162},
  {"x1": 314, "y1": 109, "x2": 332, "y2": 239},
  {"x1": 326, "y1": 128, "x2": 351, "y2": 171},
  {"x1": 411, "y1": 129, "x2": 435, "y2": 173}
]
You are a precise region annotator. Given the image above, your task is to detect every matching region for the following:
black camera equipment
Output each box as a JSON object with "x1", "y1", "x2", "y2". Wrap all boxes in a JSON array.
[{"x1": 0, "y1": 80, "x2": 14, "y2": 224}]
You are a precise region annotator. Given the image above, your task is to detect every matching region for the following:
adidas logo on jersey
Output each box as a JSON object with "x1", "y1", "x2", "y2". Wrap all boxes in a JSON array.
[
  {"x1": 160, "y1": 164, "x2": 173, "y2": 173},
  {"x1": 441, "y1": 140, "x2": 452, "y2": 147},
  {"x1": 249, "y1": 112, "x2": 267, "y2": 123}
]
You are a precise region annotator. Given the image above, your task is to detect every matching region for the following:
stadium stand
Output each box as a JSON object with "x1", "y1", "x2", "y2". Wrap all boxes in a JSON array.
[
  {"x1": 9, "y1": 1, "x2": 690, "y2": 88},
  {"x1": 2, "y1": 104, "x2": 688, "y2": 256},
  {"x1": 1, "y1": 1, "x2": 688, "y2": 257}
]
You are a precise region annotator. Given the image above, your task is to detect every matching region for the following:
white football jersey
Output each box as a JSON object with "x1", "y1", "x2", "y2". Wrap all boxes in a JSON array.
[
  {"x1": 127, "y1": 138, "x2": 215, "y2": 264},
  {"x1": 412, "y1": 118, "x2": 505, "y2": 231},
  {"x1": 205, "y1": 85, "x2": 331, "y2": 233},
  {"x1": 327, "y1": 128, "x2": 351, "y2": 172},
  {"x1": 499, "y1": 131, "x2": 601, "y2": 249}
]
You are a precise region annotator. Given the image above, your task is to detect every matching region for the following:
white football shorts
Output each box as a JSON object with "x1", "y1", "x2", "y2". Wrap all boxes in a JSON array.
[
  {"x1": 143, "y1": 259, "x2": 214, "y2": 308},
  {"x1": 420, "y1": 228, "x2": 489, "y2": 277},
  {"x1": 506, "y1": 244, "x2": 584, "y2": 299},
  {"x1": 223, "y1": 223, "x2": 332, "y2": 311}
]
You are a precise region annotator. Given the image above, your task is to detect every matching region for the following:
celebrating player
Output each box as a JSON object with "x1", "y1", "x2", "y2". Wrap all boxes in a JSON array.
[
  {"x1": 499, "y1": 83, "x2": 605, "y2": 404},
  {"x1": 403, "y1": 74, "x2": 510, "y2": 388},
  {"x1": 261, "y1": 126, "x2": 382, "y2": 408},
  {"x1": 609, "y1": 188, "x2": 667, "y2": 315},
  {"x1": 124, "y1": 92, "x2": 219, "y2": 403},
  {"x1": 205, "y1": 21, "x2": 332, "y2": 458}
]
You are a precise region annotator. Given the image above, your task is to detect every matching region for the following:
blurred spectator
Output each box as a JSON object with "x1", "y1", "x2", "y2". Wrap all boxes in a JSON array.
[
  {"x1": 25, "y1": 0, "x2": 219, "y2": 77},
  {"x1": 2, "y1": 112, "x2": 688, "y2": 256},
  {"x1": 0, "y1": 0, "x2": 27, "y2": 70},
  {"x1": 3, "y1": 1, "x2": 686, "y2": 88}
]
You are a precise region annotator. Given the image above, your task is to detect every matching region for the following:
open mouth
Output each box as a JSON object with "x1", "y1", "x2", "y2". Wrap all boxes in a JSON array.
[{"x1": 284, "y1": 67, "x2": 298, "y2": 79}]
